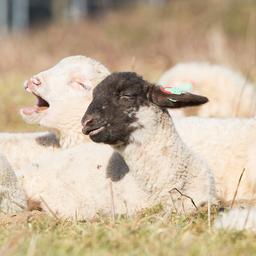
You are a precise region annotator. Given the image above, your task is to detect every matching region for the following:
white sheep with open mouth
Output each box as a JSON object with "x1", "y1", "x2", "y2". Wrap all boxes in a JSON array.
[
  {"x1": 159, "y1": 62, "x2": 256, "y2": 117},
  {"x1": 0, "y1": 56, "x2": 111, "y2": 173}
]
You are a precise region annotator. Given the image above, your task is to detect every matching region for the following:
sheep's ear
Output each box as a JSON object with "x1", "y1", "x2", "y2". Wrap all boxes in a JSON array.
[{"x1": 149, "y1": 86, "x2": 208, "y2": 108}]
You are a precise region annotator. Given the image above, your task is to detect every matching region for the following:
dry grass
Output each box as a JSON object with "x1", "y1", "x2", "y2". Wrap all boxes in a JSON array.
[
  {"x1": 0, "y1": 0, "x2": 256, "y2": 131},
  {"x1": 0, "y1": 207, "x2": 256, "y2": 256},
  {"x1": 0, "y1": 0, "x2": 255, "y2": 131}
]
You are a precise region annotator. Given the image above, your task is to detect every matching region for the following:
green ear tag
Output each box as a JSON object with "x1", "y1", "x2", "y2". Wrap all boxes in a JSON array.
[
  {"x1": 160, "y1": 82, "x2": 193, "y2": 95},
  {"x1": 169, "y1": 82, "x2": 192, "y2": 95},
  {"x1": 160, "y1": 82, "x2": 193, "y2": 103}
]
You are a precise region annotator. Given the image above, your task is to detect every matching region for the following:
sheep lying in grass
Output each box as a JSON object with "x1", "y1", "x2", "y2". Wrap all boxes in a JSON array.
[
  {"x1": 0, "y1": 56, "x2": 111, "y2": 173},
  {"x1": 158, "y1": 63, "x2": 256, "y2": 117},
  {"x1": 0, "y1": 152, "x2": 26, "y2": 214},
  {"x1": 174, "y1": 117, "x2": 256, "y2": 202},
  {"x1": 82, "y1": 72, "x2": 216, "y2": 212}
]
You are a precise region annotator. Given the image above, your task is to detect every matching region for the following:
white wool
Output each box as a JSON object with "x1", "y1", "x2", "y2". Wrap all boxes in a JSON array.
[
  {"x1": 21, "y1": 143, "x2": 147, "y2": 219},
  {"x1": 0, "y1": 151, "x2": 26, "y2": 214},
  {"x1": 214, "y1": 208, "x2": 256, "y2": 233},
  {"x1": 174, "y1": 116, "x2": 256, "y2": 202},
  {"x1": 158, "y1": 62, "x2": 256, "y2": 117},
  {"x1": 116, "y1": 106, "x2": 216, "y2": 212},
  {"x1": 0, "y1": 132, "x2": 58, "y2": 173}
]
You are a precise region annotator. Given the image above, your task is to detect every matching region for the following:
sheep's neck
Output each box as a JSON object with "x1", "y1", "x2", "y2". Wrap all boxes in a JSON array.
[
  {"x1": 117, "y1": 108, "x2": 193, "y2": 202},
  {"x1": 53, "y1": 109, "x2": 89, "y2": 149},
  {"x1": 59, "y1": 129, "x2": 87, "y2": 149}
]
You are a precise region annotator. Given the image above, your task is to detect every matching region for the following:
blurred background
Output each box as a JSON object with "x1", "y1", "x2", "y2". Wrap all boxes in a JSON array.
[{"x1": 0, "y1": 0, "x2": 255, "y2": 131}]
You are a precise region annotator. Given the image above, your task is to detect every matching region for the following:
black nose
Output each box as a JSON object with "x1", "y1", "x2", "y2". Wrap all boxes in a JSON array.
[{"x1": 81, "y1": 114, "x2": 94, "y2": 127}]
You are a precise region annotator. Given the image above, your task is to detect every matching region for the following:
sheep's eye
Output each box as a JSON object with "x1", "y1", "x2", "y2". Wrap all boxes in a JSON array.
[
  {"x1": 120, "y1": 95, "x2": 132, "y2": 100},
  {"x1": 77, "y1": 82, "x2": 90, "y2": 90}
]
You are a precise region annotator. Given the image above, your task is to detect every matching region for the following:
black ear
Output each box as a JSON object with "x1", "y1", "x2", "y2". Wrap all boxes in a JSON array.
[{"x1": 149, "y1": 86, "x2": 208, "y2": 108}]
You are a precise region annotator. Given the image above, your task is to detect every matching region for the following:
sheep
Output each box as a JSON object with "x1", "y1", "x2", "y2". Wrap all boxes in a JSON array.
[
  {"x1": 158, "y1": 62, "x2": 256, "y2": 117},
  {"x1": 82, "y1": 72, "x2": 217, "y2": 212},
  {"x1": 174, "y1": 116, "x2": 256, "y2": 202},
  {"x1": 0, "y1": 151, "x2": 26, "y2": 214},
  {"x1": 0, "y1": 55, "x2": 111, "y2": 172}
]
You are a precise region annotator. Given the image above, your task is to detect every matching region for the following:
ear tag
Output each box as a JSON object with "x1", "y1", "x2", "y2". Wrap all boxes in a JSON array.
[
  {"x1": 160, "y1": 86, "x2": 173, "y2": 95},
  {"x1": 161, "y1": 82, "x2": 193, "y2": 95},
  {"x1": 160, "y1": 82, "x2": 193, "y2": 103}
]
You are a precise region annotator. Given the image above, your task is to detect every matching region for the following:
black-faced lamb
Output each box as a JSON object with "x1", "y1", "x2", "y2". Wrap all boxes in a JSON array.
[{"x1": 82, "y1": 72, "x2": 217, "y2": 211}]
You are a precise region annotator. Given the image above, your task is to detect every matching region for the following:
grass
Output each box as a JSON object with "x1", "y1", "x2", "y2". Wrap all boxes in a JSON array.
[
  {"x1": 0, "y1": 0, "x2": 256, "y2": 254},
  {"x1": 0, "y1": 208, "x2": 256, "y2": 256}
]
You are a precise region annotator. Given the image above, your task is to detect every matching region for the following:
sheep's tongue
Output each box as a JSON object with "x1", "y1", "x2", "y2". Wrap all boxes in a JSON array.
[{"x1": 21, "y1": 106, "x2": 47, "y2": 115}]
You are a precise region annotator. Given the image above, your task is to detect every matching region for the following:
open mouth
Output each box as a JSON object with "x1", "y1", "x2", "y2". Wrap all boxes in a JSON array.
[
  {"x1": 83, "y1": 125, "x2": 105, "y2": 136},
  {"x1": 21, "y1": 89, "x2": 50, "y2": 116}
]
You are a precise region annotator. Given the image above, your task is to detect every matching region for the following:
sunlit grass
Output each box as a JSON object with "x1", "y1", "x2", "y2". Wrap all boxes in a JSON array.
[{"x1": 0, "y1": 208, "x2": 256, "y2": 256}]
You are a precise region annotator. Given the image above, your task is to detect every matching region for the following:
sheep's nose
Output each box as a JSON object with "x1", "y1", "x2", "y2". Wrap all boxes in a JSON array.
[
  {"x1": 25, "y1": 77, "x2": 42, "y2": 90},
  {"x1": 82, "y1": 114, "x2": 94, "y2": 127},
  {"x1": 31, "y1": 77, "x2": 41, "y2": 85}
]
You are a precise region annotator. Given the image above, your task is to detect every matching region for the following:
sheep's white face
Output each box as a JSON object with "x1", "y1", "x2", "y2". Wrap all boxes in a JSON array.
[{"x1": 20, "y1": 56, "x2": 110, "y2": 132}]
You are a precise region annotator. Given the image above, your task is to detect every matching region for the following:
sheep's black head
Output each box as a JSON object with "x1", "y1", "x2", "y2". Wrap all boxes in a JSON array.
[{"x1": 82, "y1": 72, "x2": 208, "y2": 146}]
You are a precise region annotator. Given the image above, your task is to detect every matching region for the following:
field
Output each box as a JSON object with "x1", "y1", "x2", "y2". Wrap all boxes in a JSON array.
[
  {"x1": 0, "y1": 208, "x2": 256, "y2": 256},
  {"x1": 0, "y1": 0, "x2": 256, "y2": 255}
]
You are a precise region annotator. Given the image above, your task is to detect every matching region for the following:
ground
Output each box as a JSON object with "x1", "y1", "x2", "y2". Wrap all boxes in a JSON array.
[
  {"x1": 0, "y1": 0, "x2": 256, "y2": 255},
  {"x1": 0, "y1": 207, "x2": 256, "y2": 256}
]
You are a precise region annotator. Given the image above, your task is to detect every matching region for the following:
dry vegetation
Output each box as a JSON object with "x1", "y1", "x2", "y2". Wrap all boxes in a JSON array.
[
  {"x1": 0, "y1": 0, "x2": 255, "y2": 131},
  {"x1": 1, "y1": 207, "x2": 256, "y2": 256},
  {"x1": 0, "y1": 0, "x2": 256, "y2": 255}
]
